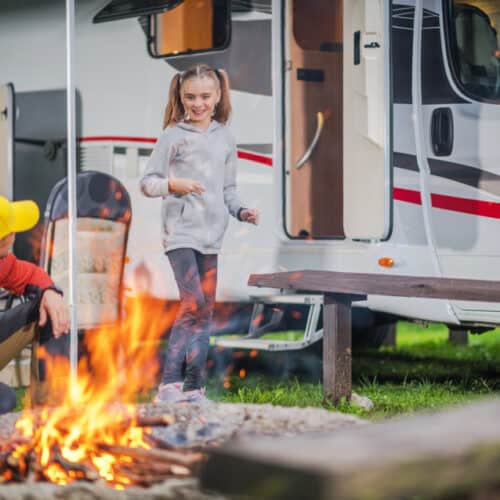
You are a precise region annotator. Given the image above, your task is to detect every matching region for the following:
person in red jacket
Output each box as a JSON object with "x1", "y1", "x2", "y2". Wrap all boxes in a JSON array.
[{"x1": 0, "y1": 196, "x2": 69, "y2": 413}]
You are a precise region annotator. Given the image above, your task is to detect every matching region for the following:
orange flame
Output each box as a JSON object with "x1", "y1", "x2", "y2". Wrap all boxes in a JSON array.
[{"x1": 11, "y1": 293, "x2": 175, "y2": 488}]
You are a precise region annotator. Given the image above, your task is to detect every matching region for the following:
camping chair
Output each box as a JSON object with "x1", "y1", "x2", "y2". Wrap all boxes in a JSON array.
[
  {"x1": 0, "y1": 171, "x2": 132, "y2": 399},
  {"x1": 39, "y1": 170, "x2": 132, "y2": 330}
]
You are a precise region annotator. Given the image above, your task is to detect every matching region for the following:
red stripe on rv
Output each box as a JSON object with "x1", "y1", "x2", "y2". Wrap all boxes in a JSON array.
[
  {"x1": 79, "y1": 137, "x2": 273, "y2": 167},
  {"x1": 237, "y1": 150, "x2": 273, "y2": 166},
  {"x1": 394, "y1": 187, "x2": 500, "y2": 219},
  {"x1": 79, "y1": 136, "x2": 157, "y2": 143},
  {"x1": 393, "y1": 187, "x2": 422, "y2": 205},
  {"x1": 76, "y1": 139, "x2": 500, "y2": 219},
  {"x1": 431, "y1": 193, "x2": 500, "y2": 219}
]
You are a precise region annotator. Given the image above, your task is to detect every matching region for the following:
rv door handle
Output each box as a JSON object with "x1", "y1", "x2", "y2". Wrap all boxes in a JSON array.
[
  {"x1": 296, "y1": 111, "x2": 325, "y2": 169},
  {"x1": 431, "y1": 107, "x2": 454, "y2": 156}
]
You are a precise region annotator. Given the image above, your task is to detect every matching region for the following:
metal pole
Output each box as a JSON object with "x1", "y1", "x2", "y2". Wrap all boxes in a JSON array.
[{"x1": 66, "y1": 0, "x2": 78, "y2": 390}]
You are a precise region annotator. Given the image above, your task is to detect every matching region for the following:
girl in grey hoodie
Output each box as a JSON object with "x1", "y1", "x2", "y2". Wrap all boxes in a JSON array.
[{"x1": 140, "y1": 65, "x2": 258, "y2": 403}]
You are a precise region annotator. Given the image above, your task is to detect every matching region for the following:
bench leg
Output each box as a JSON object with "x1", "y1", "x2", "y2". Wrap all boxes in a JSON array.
[{"x1": 323, "y1": 293, "x2": 352, "y2": 405}]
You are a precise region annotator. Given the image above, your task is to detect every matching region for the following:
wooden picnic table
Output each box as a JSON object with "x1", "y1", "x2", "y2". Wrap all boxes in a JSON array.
[{"x1": 248, "y1": 270, "x2": 500, "y2": 405}]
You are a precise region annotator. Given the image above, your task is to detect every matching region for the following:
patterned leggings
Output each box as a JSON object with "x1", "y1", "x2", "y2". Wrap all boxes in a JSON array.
[{"x1": 162, "y1": 248, "x2": 218, "y2": 391}]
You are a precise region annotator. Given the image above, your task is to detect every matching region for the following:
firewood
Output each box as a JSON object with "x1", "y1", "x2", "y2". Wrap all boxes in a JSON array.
[
  {"x1": 0, "y1": 451, "x2": 8, "y2": 470},
  {"x1": 52, "y1": 450, "x2": 100, "y2": 482},
  {"x1": 142, "y1": 432, "x2": 191, "y2": 451},
  {"x1": 97, "y1": 443, "x2": 203, "y2": 468},
  {"x1": 3, "y1": 452, "x2": 25, "y2": 482},
  {"x1": 112, "y1": 465, "x2": 177, "y2": 486},
  {"x1": 142, "y1": 432, "x2": 171, "y2": 450},
  {"x1": 6, "y1": 452, "x2": 20, "y2": 470},
  {"x1": 120, "y1": 458, "x2": 191, "y2": 477},
  {"x1": 136, "y1": 414, "x2": 174, "y2": 427}
]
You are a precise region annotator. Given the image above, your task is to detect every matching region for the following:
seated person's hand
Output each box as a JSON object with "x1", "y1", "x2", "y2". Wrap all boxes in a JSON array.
[
  {"x1": 39, "y1": 289, "x2": 70, "y2": 338},
  {"x1": 240, "y1": 208, "x2": 259, "y2": 225}
]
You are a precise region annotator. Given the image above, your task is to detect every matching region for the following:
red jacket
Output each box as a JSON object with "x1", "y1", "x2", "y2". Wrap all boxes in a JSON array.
[{"x1": 0, "y1": 253, "x2": 53, "y2": 296}]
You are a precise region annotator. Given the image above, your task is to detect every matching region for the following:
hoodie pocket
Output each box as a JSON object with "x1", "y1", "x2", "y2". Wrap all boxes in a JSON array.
[
  {"x1": 163, "y1": 196, "x2": 184, "y2": 235},
  {"x1": 204, "y1": 201, "x2": 229, "y2": 247}
]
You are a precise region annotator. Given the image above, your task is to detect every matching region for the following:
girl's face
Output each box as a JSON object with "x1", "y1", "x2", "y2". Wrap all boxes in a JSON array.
[{"x1": 180, "y1": 76, "x2": 220, "y2": 129}]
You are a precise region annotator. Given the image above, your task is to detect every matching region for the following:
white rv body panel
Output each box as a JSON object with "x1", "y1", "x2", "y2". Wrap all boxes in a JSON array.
[{"x1": 1, "y1": 0, "x2": 500, "y2": 328}]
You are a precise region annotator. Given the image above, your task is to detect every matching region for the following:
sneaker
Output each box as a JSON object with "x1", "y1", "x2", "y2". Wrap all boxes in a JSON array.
[
  {"x1": 182, "y1": 387, "x2": 208, "y2": 403},
  {"x1": 153, "y1": 382, "x2": 185, "y2": 403}
]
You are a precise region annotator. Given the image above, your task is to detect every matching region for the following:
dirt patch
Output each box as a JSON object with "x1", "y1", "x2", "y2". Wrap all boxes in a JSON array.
[{"x1": 0, "y1": 402, "x2": 366, "y2": 499}]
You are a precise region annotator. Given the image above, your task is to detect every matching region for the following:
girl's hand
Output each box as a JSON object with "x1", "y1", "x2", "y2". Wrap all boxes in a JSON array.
[
  {"x1": 168, "y1": 178, "x2": 205, "y2": 196},
  {"x1": 240, "y1": 208, "x2": 259, "y2": 225}
]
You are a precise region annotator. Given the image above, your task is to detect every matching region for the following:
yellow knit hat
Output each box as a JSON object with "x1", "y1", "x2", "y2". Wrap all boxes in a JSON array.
[{"x1": 0, "y1": 196, "x2": 40, "y2": 240}]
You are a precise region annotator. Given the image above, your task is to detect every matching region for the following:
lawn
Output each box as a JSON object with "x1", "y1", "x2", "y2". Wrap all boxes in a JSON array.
[
  {"x1": 206, "y1": 322, "x2": 500, "y2": 419},
  {"x1": 13, "y1": 322, "x2": 500, "y2": 419}
]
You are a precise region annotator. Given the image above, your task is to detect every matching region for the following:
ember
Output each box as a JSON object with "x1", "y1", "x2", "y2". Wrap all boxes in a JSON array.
[{"x1": 0, "y1": 294, "x2": 199, "y2": 489}]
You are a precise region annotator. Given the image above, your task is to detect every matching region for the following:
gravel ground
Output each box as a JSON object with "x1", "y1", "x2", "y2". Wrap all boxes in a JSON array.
[{"x1": 0, "y1": 402, "x2": 366, "y2": 499}]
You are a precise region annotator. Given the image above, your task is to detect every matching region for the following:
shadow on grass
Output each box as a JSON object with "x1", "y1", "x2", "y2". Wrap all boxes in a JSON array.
[
  {"x1": 208, "y1": 337, "x2": 500, "y2": 392},
  {"x1": 353, "y1": 350, "x2": 500, "y2": 389}
]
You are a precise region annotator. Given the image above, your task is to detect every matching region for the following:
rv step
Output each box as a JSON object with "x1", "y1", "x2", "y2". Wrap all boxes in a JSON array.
[
  {"x1": 212, "y1": 294, "x2": 324, "y2": 351},
  {"x1": 212, "y1": 329, "x2": 323, "y2": 352}
]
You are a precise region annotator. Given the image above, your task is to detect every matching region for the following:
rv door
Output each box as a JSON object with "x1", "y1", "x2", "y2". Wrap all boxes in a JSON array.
[
  {"x1": 0, "y1": 83, "x2": 14, "y2": 198},
  {"x1": 343, "y1": 0, "x2": 392, "y2": 240}
]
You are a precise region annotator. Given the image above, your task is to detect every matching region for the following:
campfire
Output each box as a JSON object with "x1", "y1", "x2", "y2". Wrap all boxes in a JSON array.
[{"x1": 0, "y1": 295, "x2": 204, "y2": 488}]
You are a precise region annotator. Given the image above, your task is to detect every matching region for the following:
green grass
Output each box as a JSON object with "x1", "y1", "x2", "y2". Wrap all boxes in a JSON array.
[
  {"x1": 207, "y1": 323, "x2": 500, "y2": 420},
  {"x1": 13, "y1": 323, "x2": 500, "y2": 419}
]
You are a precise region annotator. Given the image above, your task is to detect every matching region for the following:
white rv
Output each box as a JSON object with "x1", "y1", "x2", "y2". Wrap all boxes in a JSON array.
[{"x1": 1, "y1": 0, "x2": 500, "y2": 346}]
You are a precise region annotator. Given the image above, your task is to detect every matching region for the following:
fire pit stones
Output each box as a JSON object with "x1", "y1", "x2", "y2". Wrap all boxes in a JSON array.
[{"x1": 0, "y1": 402, "x2": 365, "y2": 499}]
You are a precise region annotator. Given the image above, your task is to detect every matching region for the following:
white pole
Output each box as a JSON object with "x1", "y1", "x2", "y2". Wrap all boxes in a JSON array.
[{"x1": 65, "y1": 0, "x2": 78, "y2": 391}]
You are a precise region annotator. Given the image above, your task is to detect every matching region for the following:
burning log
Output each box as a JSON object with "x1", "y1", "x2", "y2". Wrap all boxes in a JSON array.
[
  {"x1": 136, "y1": 415, "x2": 175, "y2": 427},
  {"x1": 97, "y1": 443, "x2": 204, "y2": 469},
  {"x1": 111, "y1": 467, "x2": 177, "y2": 486},
  {"x1": 52, "y1": 448, "x2": 100, "y2": 482},
  {"x1": 0, "y1": 411, "x2": 204, "y2": 489},
  {"x1": 112, "y1": 460, "x2": 192, "y2": 486},
  {"x1": 142, "y1": 431, "x2": 174, "y2": 450}
]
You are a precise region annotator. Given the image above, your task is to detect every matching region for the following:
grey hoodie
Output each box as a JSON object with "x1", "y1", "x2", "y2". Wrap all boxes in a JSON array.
[{"x1": 140, "y1": 120, "x2": 243, "y2": 254}]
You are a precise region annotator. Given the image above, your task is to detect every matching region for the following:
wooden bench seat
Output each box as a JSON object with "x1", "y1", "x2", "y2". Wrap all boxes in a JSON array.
[{"x1": 248, "y1": 270, "x2": 500, "y2": 404}]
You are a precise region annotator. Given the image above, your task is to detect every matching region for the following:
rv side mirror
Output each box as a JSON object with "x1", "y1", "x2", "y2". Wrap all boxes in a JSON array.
[{"x1": 148, "y1": 0, "x2": 231, "y2": 58}]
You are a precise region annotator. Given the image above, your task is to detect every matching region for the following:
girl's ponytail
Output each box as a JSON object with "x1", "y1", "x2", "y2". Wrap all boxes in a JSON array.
[
  {"x1": 214, "y1": 69, "x2": 232, "y2": 124},
  {"x1": 163, "y1": 73, "x2": 183, "y2": 129}
]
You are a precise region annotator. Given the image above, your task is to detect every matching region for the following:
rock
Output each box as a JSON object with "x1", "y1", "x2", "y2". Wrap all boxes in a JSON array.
[
  {"x1": 350, "y1": 392, "x2": 374, "y2": 411},
  {"x1": 141, "y1": 402, "x2": 366, "y2": 446},
  {"x1": 201, "y1": 398, "x2": 500, "y2": 500}
]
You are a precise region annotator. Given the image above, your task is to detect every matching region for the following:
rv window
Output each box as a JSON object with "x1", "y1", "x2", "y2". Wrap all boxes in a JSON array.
[
  {"x1": 148, "y1": 0, "x2": 231, "y2": 58},
  {"x1": 446, "y1": 0, "x2": 500, "y2": 102}
]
